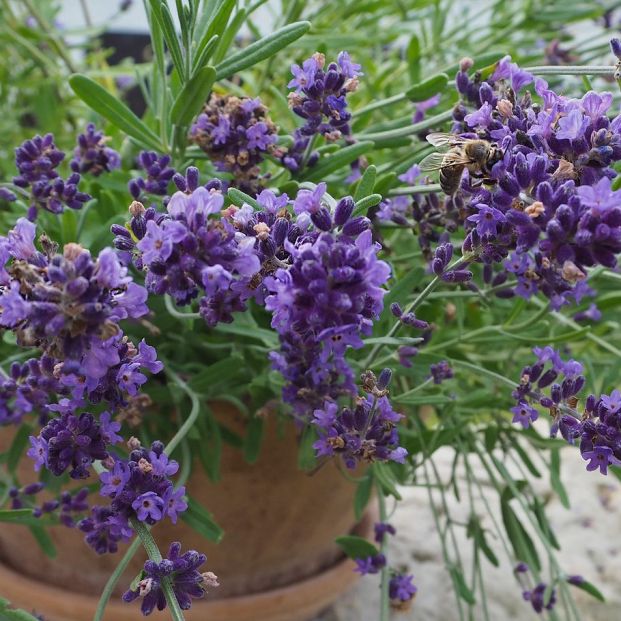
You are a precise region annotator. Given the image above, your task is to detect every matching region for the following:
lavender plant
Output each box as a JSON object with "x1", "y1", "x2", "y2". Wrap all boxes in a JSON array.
[{"x1": 2, "y1": 1, "x2": 621, "y2": 620}]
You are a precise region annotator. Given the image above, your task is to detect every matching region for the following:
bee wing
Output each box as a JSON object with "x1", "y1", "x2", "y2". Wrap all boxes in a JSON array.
[
  {"x1": 425, "y1": 132, "x2": 469, "y2": 148},
  {"x1": 419, "y1": 151, "x2": 471, "y2": 172},
  {"x1": 419, "y1": 152, "x2": 449, "y2": 172}
]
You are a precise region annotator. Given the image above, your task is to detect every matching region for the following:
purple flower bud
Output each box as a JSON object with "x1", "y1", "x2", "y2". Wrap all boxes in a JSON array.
[
  {"x1": 334, "y1": 196, "x2": 355, "y2": 225},
  {"x1": 390, "y1": 302, "x2": 403, "y2": 318},
  {"x1": 311, "y1": 207, "x2": 333, "y2": 231},
  {"x1": 377, "y1": 368, "x2": 392, "y2": 390},
  {"x1": 538, "y1": 369, "x2": 558, "y2": 388},
  {"x1": 611, "y1": 38, "x2": 621, "y2": 60},
  {"x1": 341, "y1": 216, "x2": 370, "y2": 236}
]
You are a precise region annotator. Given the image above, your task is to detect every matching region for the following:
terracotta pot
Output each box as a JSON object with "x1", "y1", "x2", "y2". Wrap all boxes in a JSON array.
[{"x1": 0, "y1": 404, "x2": 372, "y2": 620}]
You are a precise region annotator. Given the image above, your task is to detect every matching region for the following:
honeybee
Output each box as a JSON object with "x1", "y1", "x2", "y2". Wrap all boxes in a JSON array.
[{"x1": 420, "y1": 133, "x2": 503, "y2": 195}]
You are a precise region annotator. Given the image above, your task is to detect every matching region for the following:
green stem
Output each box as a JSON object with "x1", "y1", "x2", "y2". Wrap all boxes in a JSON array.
[
  {"x1": 531, "y1": 297, "x2": 621, "y2": 358},
  {"x1": 165, "y1": 368, "x2": 201, "y2": 455},
  {"x1": 164, "y1": 295, "x2": 201, "y2": 320},
  {"x1": 362, "y1": 256, "x2": 471, "y2": 369},
  {"x1": 523, "y1": 65, "x2": 615, "y2": 76},
  {"x1": 388, "y1": 184, "x2": 442, "y2": 196},
  {"x1": 358, "y1": 110, "x2": 454, "y2": 142},
  {"x1": 93, "y1": 537, "x2": 142, "y2": 621},
  {"x1": 377, "y1": 484, "x2": 391, "y2": 621},
  {"x1": 131, "y1": 520, "x2": 186, "y2": 621},
  {"x1": 355, "y1": 93, "x2": 407, "y2": 117}
]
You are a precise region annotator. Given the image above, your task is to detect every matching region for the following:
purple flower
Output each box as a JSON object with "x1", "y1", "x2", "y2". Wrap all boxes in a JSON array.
[
  {"x1": 511, "y1": 402, "x2": 539, "y2": 428},
  {"x1": 245, "y1": 122, "x2": 276, "y2": 150},
  {"x1": 374, "y1": 522, "x2": 396, "y2": 543},
  {"x1": 132, "y1": 491, "x2": 164, "y2": 522},
  {"x1": 293, "y1": 183, "x2": 326, "y2": 215},
  {"x1": 100, "y1": 460, "x2": 130, "y2": 496},
  {"x1": 137, "y1": 219, "x2": 187, "y2": 264},
  {"x1": 71, "y1": 123, "x2": 120, "y2": 176},
  {"x1": 0, "y1": 281, "x2": 30, "y2": 327},
  {"x1": 337, "y1": 51, "x2": 362, "y2": 79},
  {"x1": 389, "y1": 573, "x2": 417, "y2": 602},
  {"x1": 311, "y1": 395, "x2": 406, "y2": 469},
  {"x1": 123, "y1": 542, "x2": 217, "y2": 614},
  {"x1": 34, "y1": 412, "x2": 109, "y2": 479},
  {"x1": 582, "y1": 446, "x2": 621, "y2": 475},
  {"x1": 288, "y1": 57, "x2": 319, "y2": 92},
  {"x1": 465, "y1": 101, "x2": 493, "y2": 128},
  {"x1": 555, "y1": 108, "x2": 588, "y2": 141},
  {"x1": 467, "y1": 204, "x2": 506, "y2": 237},
  {"x1": 27, "y1": 436, "x2": 48, "y2": 471},
  {"x1": 190, "y1": 95, "x2": 277, "y2": 192},
  {"x1": 354, "y1": 553, "x2": 386, "y2": 575},
  {"x1": 163, "y1": 486, "x2": 188, "y2": 524},
  {"x1": 283, "y1": 52, "x2": 358, "y2": 171},
  {"x1": 600, "y1": 389, "x2": 621, "y2": 414}
]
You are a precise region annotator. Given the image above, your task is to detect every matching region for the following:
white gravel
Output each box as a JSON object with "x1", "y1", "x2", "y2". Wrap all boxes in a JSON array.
[{"x1": 317, "y1": 447, "x2": 621, "y2": 621}]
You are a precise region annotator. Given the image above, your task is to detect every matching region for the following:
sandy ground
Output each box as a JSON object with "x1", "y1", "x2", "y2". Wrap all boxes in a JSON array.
[{"x1": 315, "y1": 447, "x2": 621, "y2": 621}]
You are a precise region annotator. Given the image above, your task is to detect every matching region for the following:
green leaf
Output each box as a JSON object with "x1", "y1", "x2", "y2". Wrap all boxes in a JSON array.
[
  {"x1": 192, "y1": 35, "x2": 220, "y2": 73},
  {"x1": 212, "y1": 8, "x2": 247, "y2": 65},
  {"x1": 373, "y1": 463, "x2": 402, "y2": 500},
  {"x1": 0, "y1": 509, "x2": 54, "y2": 528},
  {"x1": 213, "y1": 322, "x2": 277, "y2": 347},
  {"x1": 550, "y1": 448, "x2": 570, "y2": 509},
  {"x1": 304, "y1": 141, "x2": 374, "y2": 183},
  {"x1": 352, "y1": 193, "x2": 382, "y2": 216},
  {"x1": 28, "y1": 525, "x2": 56, "y2": 558},
  {"x1": 157, "y1": 1, "x2": 187, "y2": 80},
  {"x1": 354, "y1": 474, "x2": 373, "y2": 521},
  {"x1": 194, "y1": 0, "x2": 236, "y2": 67},
  {"x1": 353, "y1": 164, "x2": 377, "y2": 202},
  {"x1": 406, "y1": 73, "x2": 449, "y2": 102},
  {"x1": 0, "y1": 604, "x2": 41, "y2": 621},
  {"x1": 243, "y1": 417, "x2": 264, "y2": 464},
  {"x1": 7, "y1": 423, "x2": 31, "y2": 472},
  {"x1": 69, "y1": 75, "x2": 162, "y2": 151},
  {"x1": 196, "y1": 406, "x2": 222, "y2": 481},
  {"x1": 362, "y1": 336, "x2": 423, "y2": 346},
  {"x1": 189, "y1": 356, "x2": 244, "y2": 393},
  {"x1": 466, "y1": 515, "x2": 499, "y2": 567},
  {"x1": 298, "y1": 425, "x2": 317, "y2": 471},
  {"x1": 181, "y1": 497, "x2": 224, "y2": 542},
  {"x1": 215, "y1": 21, "x2": 311, "y2": 80},
  {"x1": 449, "y1": 566, "x2": 476, "y2": 604},
  {"x1": 406, "y1": 35, "x2": 421, "y2": 83},
  {"x1": 335, "y1": 535, "x2": 379, "y2": 560},
  {"x1": 500, "y1": 498, "x2": 540, "y2": 571},
  {"x1": 170, "y1": 65, "x2": 216, "y2": 126},
  {"x1": 570, "y1": 579, "x2": 605, "y2": 602},
  {"x1": 227, "y1": 187, "x2": 260, "y2": 209}
]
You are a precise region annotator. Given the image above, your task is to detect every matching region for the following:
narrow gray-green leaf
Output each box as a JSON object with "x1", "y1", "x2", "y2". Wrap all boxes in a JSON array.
[
  {"x1": 158, "y1": 1, "x2": 187, "y2": 80},
  {"x1": 352, "y1": 193, "x2": 382, "y2": 216},
  {"x1": 170, "y1": 65, "x2": 216, "y2": 126},
  {"x1": 69, "y1": 75, "x2": 162, "y2": 151},
  {"x1": 215, "y1": 21, "x2": 311, "y2": 80},
  {"x1": 406, "y1": 73, "x2": 449, "y2": 102},
  {"x1": 304, "y1": 141, "x2": 374, "y2": 183},
  {"x1": 192, "y1": 34, "x2": 220, "y2": 73},
  {"x1": 353, "y1": 164, "x2": 377, "y2": 202}
]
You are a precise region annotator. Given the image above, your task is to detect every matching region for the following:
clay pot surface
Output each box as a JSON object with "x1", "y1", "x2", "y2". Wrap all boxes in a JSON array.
[{"x1": 0, "y1": 404, "x2": 369, "y2": 619}]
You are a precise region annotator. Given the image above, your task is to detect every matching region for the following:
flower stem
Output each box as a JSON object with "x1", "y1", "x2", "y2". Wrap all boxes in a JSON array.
[
  {"x1": 131, "y1": 519, "x2": 186, "y2": 621},
  {"x1": 387, "y1": 184, "x2": 442, "y2": 196},
  {"x1": 377, "y1": 483, "x2": 390, "y2": 621},
  {"x1": 93, "y1": 537, "x2": 142, "y2": 621},
  {"x1": 523, "y1": 65, "x2": 615, "y2": 76},
  {"x1": 164, "y1": 368, "x2": 201, "y2": 455}
]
